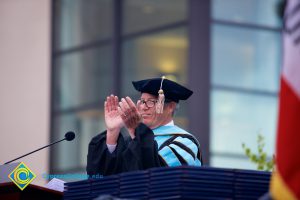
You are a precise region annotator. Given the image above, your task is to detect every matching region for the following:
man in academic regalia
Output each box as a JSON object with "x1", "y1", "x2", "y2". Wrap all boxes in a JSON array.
[{"x1": 86, "y1": 77, "x2": 202, "y2": 176}]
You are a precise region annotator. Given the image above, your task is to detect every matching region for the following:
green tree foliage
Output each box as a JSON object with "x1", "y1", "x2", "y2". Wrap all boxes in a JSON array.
[{"x1": 242, "y1": 134, "x2": 275, "y2": 171}]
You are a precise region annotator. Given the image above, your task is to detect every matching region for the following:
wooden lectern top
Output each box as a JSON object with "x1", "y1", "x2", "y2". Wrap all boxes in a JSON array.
[{"x1": 0, "y1": 182, "x2": 63, "y2": 200}]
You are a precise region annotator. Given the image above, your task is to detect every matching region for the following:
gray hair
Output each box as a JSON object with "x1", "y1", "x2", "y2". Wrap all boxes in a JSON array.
[{"x1": 172, "y1": 103, "x2": 180, "y2": 117}]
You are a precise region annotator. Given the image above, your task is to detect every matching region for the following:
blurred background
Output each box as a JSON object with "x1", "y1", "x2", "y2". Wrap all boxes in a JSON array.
[{"x1": 0, "y1": 0, "x2": 283, "y2": 185}]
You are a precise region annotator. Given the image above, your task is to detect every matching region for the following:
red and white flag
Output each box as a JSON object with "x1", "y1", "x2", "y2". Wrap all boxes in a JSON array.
[{"x1": 270, "y1": 0, "x2": 300, "y2": 199}]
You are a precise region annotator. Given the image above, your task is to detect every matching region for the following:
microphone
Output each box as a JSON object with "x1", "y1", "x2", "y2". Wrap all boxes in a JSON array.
[
  {"x1": 4, "y1": 131, "x2": 76, "y2": 165},
  {"x1": 65, "y1": 131, "x2": 75, "y2": 141}
]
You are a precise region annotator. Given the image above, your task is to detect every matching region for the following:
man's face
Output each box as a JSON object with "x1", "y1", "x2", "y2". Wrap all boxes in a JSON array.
[{"x1": 138, "y1": 93, "x2": 175, "y2": 129}]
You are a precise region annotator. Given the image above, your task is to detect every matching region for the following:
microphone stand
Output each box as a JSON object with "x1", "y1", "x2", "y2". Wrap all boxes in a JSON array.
[{"x1": 4, "y1": 138, "x2": 66, "y2": 165}]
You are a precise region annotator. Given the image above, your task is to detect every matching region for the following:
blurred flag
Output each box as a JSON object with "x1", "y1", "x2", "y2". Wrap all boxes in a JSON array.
[{"x1": 270, "y1": 0, "x2": 300, "y2": 199}]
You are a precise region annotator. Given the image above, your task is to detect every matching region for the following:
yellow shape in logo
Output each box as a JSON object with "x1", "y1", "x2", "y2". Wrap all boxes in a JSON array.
[{"x1": 8, "y1": 162, "x2": 36, "y2": 190}]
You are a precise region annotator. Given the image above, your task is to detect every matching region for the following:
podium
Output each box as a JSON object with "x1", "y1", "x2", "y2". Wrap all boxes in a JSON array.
[
  {"x1": 0, "y1": 163, "x2": 62, "y2": 200},
  {"x1": 64, "y1": 166, "x2": 271, "y2": 200},
  {"x1": 0, "y1": 182, "x2": 63, "y2": 200}
]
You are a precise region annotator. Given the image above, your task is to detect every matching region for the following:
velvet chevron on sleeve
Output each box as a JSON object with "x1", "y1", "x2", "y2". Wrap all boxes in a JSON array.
[{"x1": 153, "y1": 125, "x2": 202, "y2": 167}]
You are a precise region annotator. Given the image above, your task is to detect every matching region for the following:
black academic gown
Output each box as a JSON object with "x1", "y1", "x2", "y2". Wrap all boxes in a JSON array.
[{"x1": 86, "y1": 123, "x2": 164, "y2": 176}]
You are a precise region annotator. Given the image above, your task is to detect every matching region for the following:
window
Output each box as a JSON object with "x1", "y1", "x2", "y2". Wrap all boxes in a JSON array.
[{"x1": 210, "y1": 0, "x2": 281, "y2": 169}]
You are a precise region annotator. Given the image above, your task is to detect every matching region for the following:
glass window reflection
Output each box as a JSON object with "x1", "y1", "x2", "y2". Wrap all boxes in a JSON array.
[
  {"x1": 52, "y1": 111, "x2": 105, "y2": 172},
  {"x1": 123, "y1": 0, "x2": 187, "y2": 35},
  {"x1": 210, "y1": 155, "x2": 257, "y2": 170},
  {"x1": 54, "y1": 45, "x2": 113, "y2": 110},
  {"x1": 212, "y1": 24, "x2": 281, "y2": 92},
  {"x1": 210, "y1": 90, "x2": 277, "y2": 156},
  {"x1": 54, "y1": 0, "x2": 113, "y2": 50},
  {"x1": 212, "y1": 0, "x2": 281, "y2": 27},
  {"x1": 122, "y1": 28, "x2": 188, "y2": 96}
]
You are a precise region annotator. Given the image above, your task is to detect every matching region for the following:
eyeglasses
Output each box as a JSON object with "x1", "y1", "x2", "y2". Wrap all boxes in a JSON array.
[{"x1": 138, "y1": 99, "x2": 157, "y2": 108}]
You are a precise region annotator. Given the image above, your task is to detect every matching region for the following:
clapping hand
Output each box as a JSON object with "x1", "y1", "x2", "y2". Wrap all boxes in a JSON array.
[
  {"x1": 104, "y1": 95, "x2": 124, "y2": 144},
  {"x1": 118, "y1": 97, "x2": 142, "y2": 139}
]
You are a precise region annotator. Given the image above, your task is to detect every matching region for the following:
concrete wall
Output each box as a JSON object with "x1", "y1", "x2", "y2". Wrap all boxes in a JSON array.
[{"x1": 0, "y1": 0, "x2": 51, "y2": 186}]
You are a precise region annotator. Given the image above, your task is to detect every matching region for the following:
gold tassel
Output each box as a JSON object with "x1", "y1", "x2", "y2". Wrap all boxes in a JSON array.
[{"x1": 156, "y1": 76, "x2": 165, "y2": 114}]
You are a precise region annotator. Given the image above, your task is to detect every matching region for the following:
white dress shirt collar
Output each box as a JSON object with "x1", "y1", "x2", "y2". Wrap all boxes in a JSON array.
[{"x1": 164, "y1": 120, "x2": 174, "y2": 126}]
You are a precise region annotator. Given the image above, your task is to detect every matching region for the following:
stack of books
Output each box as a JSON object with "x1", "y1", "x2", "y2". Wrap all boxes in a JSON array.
[{"x1": 64, "y1": 166, "x2": 271, "y2": 200}]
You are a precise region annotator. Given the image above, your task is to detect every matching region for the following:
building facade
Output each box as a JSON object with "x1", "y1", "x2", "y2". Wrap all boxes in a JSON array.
[{"x1": 51, "y1": 0, "x2": 282, "y2": 174}]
